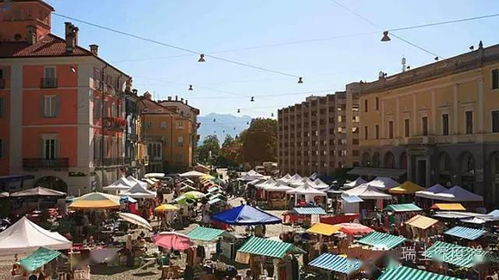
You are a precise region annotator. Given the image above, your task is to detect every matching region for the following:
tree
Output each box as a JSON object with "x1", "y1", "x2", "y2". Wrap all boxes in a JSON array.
[
  {"x1": 240, "y1": 118, "x2": 277, "y2": 166},
  {"x1": 218, "y1": 135, "x2": 243, "y2": 167},
  {"x1": 196, "y1": 135, "x2": 220, "y2": 165}
]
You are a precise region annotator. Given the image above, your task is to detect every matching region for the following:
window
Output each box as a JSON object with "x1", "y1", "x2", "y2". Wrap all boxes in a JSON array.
[
  {"x1": 42, "y1": 66, "x2": 56, "y2": 88},
  {"x1": 111, "y1": 103, "x2": 117, "y2": 117},
  {"x1": 364, "y1": 126, "x2": 368, "y2": 140},
  {"x1": 103, "y1": 100, "x2": 109, "y2": 118},
  {"x1": 160, "y1": 121, "x2": 167, "y2": 129},
  {"x1": 0, "y1": 97, "x2": 3, "y2": 117},
  {"x1": 44, "y1": 67, "x2": 56, "y2": 79},
  {"x1": 404, "y1": 119, "x2": 410, "y2": 137},
  {"x1": 0, "y1": 69, "x2": 3, "y2": 79},
  {"x1": 388, "y1": 121, "x2": 394, "y2": 139},
  {"x1": 177, "y1": 121, "x2": 184, "y2": 129},
  {"x1": 442, "y1": 114, "x2": 449, "y2": 135},
  {"x1": 0, "y1": 139, "x2": 2, "y2": 159},
  {"x1": 375, "y1": 124, "x2": 379, "y2": 139},
  {"x1": 364, "y1": 100, "x2": 368, "y2": 112},
  {"x1": 42, "y1": 95, "x2": 58, "y2": 117},
  {"x1": 94, "y1": 99, "x2": 101, "y2": 120},
  {"x1": 177, "y1": 136, "x2": 184, "y2": 147},
  {"x1": 492, "y1": 111, "x2": 499, "y2": 133},
  {"x1": 43, "y1": 138, "x2": 57, "y2": 160},
  {"x1": 176, "y1": 153, "x2": 184, "y2": 162},
  {"x1": 375, "y1": 97, "x2": 379, "y2": 110},
  {"x1": 422, "y1": 117, "x2": 428, "y2": 136},
  {"x1": 465, "y1": 111, "x2": 473, "y2": 134},
  {"x1": 493, "y1": 69, "x2": 499, "y2": 90}
]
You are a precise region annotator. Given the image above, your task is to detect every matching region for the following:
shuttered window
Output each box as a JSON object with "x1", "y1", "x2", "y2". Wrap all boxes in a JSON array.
[
  {"x1": 41, "y1": 95, "x2": 59, "y2": 117},
  {"x1": 492, "y1": 111, "x2": 499, "y2": 133},
  {"x1": 492, "y1": 69, "x2": 499, "y2": 90}
]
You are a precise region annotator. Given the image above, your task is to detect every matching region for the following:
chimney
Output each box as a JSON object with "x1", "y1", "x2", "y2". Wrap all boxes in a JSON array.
[
  {"x1": 65, "y1": 22, "x2": 79, "y2": 53},
  {"x1": 132, "y1": 89, "x2": 138, "y2": 95},
  {"x1": 27, "y1": 25, "x2": 37, "y2": 45},
  {"x1": 185, "y1": 99, "x2": 188, "y2": 105},
  {"x1": 180, "y1": 98, "x2": 184, "y2": 102},
  {"x1": 144, "y1": 92, "x2": 152, "y2": 100},
  {"x1": 89, "y1": 44, "x2": 98, "y2": 56},
  {"x1": 168, "y1": 96, "x2": 172, "y2": 101},
  {"x1": 175, "y1": 95, "x2": 178, "y2": 101}
]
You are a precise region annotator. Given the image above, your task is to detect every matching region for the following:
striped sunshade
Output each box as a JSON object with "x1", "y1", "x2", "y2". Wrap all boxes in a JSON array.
[
  {"x1": 237, "y1": 236, "x2": 305, "y2": 259},
  {"x1": 378, "y1": 266, "x2": 462, "y2": 280},
  {"x1": 423, "y1": 241, "x2": 489, "y2": 268},
  {"x1": 444, "y1": 226, "x2": 487, "y2": 240},
  {"x1": 186, "y1": 226, "x2": 224, "y2": 242},
  {"x1": 309, "y1": 253, "x2": 362, "y2": 275},
  {"x1": 358, "y1": 232, "x2": 406, "y2": 250},
  {"x1": 384, "y1": 203, "x2": 422, "y2": 212},
  {"x1": 292, "y1": 207, "x2": 327, "y2": 215}
]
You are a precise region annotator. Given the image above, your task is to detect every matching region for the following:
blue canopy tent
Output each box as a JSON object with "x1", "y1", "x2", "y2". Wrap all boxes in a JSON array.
[{"x1": 211, "y1": 205, "x2": 282, "y2": 225}]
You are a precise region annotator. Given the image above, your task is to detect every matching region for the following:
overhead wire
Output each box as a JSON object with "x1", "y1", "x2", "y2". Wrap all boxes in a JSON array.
[{"x1": 52, "y1": 12, "x2": 301, "y2": 79}]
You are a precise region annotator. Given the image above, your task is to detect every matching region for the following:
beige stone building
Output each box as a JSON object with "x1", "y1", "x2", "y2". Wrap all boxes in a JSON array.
[
  {"x1": 278, "y1": 84, "x2": 360, "y2": 176},
  {"x1": 357, "y1": 43, "x2": 499, "y2": 206}
]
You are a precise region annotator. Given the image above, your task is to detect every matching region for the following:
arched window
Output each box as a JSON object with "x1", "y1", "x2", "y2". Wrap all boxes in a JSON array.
[
  {"x1": 372, "y1": 152, "x2": 380, "y2": 168},
  {"x1": 384, "y1": 152, "x2": 395, "y2": 169},
  {"x1": 400, "y1": 152, "x2": 408, "y2": 169}
]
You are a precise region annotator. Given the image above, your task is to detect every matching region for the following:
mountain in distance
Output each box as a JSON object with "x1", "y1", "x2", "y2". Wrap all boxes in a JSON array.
[{"x1": 198, "y1": 113, "x2": 252, "y2": 143}]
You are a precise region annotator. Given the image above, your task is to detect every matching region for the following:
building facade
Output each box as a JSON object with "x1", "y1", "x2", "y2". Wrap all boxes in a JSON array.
[
  {"x1": 141, "y1": 94, "x2": 196, "y2": 173},
  {"x1": 277, "y1": 84, "x2": 360, "y2": 176},
  {"x1": 158, "y1": 95, "x2": 200, "y2": 165},
  {"x1": 0, "y1": 0, "x2": 134, "y2": 195},
  {"x1": 358, "y1": 43, "x2": 499, "y2": 206},
  {"x1": 124, "y1": 89, "x2": 146, "y2": 178}
]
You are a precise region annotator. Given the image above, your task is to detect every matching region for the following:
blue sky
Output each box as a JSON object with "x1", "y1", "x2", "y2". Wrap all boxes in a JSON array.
[{"x1": 46, "y1": 0, "x2": 499, "y2": 118}]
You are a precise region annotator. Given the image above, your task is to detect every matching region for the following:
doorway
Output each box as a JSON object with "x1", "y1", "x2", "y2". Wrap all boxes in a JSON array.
[{"x1": 417, "y1": 159, "x2": 427, "y2": 187}]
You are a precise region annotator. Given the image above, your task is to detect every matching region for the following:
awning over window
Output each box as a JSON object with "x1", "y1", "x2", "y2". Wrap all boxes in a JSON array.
[
  {"x1": 423, "y1": 241, "x2": 489, "y2": 268},
  {"x1": 378, "y1": 266, "x2": 461, "y2": 280},
  {"x1": 237, "y1": 236, "x2": 305, "y2": 259},
  {"x1": 444, "y1": 226, "x2": 487, "y2": 241},
  {"x1": 186, "y1": 226, "x2": 225, "y2": 242},
  {"x1": 309, "y1": 253, "x2": 362, "y2": 275},
  {"x1": 347, "y1": 167, "x2": 406, "y2": 178},
  {"x1": 384, "y1": 203, "x2": 422, "y2": 212},
  {"x1": 357, "y1": 232, "x2": 406, "y2": 250}
]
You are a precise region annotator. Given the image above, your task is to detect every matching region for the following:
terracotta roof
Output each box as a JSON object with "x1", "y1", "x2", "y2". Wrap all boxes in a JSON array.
[
  {"x1": 0, "y1": 34, "x2": 91, "y2": 58},
  {"x1": 140, "y1": 97, "x2": 191, "y2": 120}
]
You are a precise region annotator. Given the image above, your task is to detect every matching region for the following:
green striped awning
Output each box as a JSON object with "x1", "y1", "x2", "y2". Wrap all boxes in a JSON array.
[
  {"x1": 378, "y1": 266, "x2": 461, "y2": 280},
  {"x1": 357, "y1": 232, "x2": 406, "y2": 250},
  {"x1": 384, "y1": 203, "x2": 422, "y2": 212},
  {"x1": 309, "y1": 253, "x2": 362, "y2": 274},
  {"x1": 444, "y1": 226, "x2": 487, "y2": 241},
  {"x1": 186, "y1": 226, "x2": 225, "y2": 242},
  {"x1": 237, "y1": 236, "x2": 305, "y2": 259},
  {"x1": 423, "y1": 241, "x2": 489, "y2": 268}
]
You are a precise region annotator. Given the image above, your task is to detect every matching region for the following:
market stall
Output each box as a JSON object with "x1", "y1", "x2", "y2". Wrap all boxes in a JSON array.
[
  {"x1": 367, "y1": 177, "x2": 399, "y2": 191},
  {"x1": 286, "y1": 184, "x2": 327, "y2": 208},
  {"x1": 283, "y1": 207, "x2": 327, "y2": 226},
  {"x1": 404, "y1": 214, "x2": 441, "y2": 241},
  {"x1": 264, "y1": 182, "x2": 294, "y2": 209},
  {"x1": 343, "y1": 184, "x2": 392, "y2": 218},
  {"x1": 342, "y1": 177, "x2": 367, "y2": 190},
  {"x1": 307, "y1": 253, "x2": 363, "y2": 279}
]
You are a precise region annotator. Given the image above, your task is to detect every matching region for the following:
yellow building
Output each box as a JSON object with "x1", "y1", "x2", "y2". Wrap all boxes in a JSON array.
[
  {"x1": 357, "y1": 43, "x2": 499, "y2": 205},
  {"x1": 140, "y1": 92, "x2": 195, "y2": 173}
]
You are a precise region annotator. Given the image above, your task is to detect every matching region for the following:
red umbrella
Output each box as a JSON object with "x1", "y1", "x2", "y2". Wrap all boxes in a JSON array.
[
  {"x1": 336, "y1": 223, "x2": 373, "y2": 235},
  {"x1": 153, "y1": 232, "x2": 192, "y2": 251}
]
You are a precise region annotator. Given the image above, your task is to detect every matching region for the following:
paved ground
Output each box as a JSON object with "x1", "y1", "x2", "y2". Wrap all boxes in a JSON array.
[{"x1": 0, "y1": 196, "x2": 292, "y2": 279}]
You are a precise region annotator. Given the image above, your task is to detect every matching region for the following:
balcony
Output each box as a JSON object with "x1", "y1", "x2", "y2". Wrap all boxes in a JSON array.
[
  {"x1": 40, "y1": 78, "x2": 58, "y2": 88},
  {"x1": 103, "y1": 117, "x2": 126, "y2": 132},
  {"x1": 0, "y1": 78, "x2": 5, "y2": 89},
  {"x1": 23, "y1": 158, "x2": 69, "y2": 169}
]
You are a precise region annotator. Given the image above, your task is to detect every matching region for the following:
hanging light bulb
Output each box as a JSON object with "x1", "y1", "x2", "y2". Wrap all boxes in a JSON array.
[
  {"x1": 188, "y1": 85, "x2": 193, "y2": 91},
  {"x1": 271, "y1": 113, "x2": 274, "y2": 117},
  {"x1": 237, "y1": 109, "x2": 240, "y2": 113},
  {"x1": 213, "y1": 118, "x2": 216, "y2": 122},
  {"x1": 434, "y1": 57, "x2": 439, "y2": 61},
  {"x1": 297, "y1": 77, "x2": 303, "y2": 84},
  {"x1": 246, "y1": 121, "x2": 249, "y2": 125},
  {"x1": 234, "y1": 127, "x2": 236, "y2": 130},
  {"x1": 469, "y1": 45, "x2": 474, "y2": 51},
  {"x1": 198, "y1": 54, "x2": 206, "y2": 62},
  {"x1": 250, "y1": 97, "x2": 254, "y2": 102},
  {"x1": 381, "y1": 31, "x2": 391, "y2": 42}
]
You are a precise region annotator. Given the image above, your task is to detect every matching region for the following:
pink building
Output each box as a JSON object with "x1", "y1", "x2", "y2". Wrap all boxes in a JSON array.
[{"x1": 0, "y1": 0, "x2": 133, "y2": 194}]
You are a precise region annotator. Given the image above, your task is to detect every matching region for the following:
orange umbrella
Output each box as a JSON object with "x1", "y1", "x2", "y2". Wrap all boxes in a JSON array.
[{"x1": 153, "y1": 232, "x2": 192, "y2": 250}]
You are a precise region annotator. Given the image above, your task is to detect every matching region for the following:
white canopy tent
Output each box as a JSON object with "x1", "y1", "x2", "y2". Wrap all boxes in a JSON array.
[
  {"x1": 432, "y1": 185, "x2": 484, "y2": 202},
  {"x1": 265, "y1": 181, "x2": 294, "y2": 192},
  {"x1": 367, "y1": 177, "x2": 399, "y2": 190},
  {"x1": 103, "y1": 177, "x2": 134, "y2": 192},
  {"x1": 239, "y1": 170, "x2": 266, "y2": 181},
  {"x1": 255, "y1": 179, "x2": 277, "y2": 189},
  {"x1": 342, "y1": 177, "x2": 367, "y2": 189},
  {"x1": 126, "y1": 176, "x2": 149, "y2": 188},
  {"x1": 343, "y1": 183, "x2": 392, "y2": 200},
  {"x1": 123, "y1": 183, "x2": 157, "y2": 199},
  {"x1": 277, "y1": 173, "x2": 293, "y2": 184},
  {"x1": 0, "y1": 217, "x2": 72, "y2": 255},
  {"x1": 286, "y1": 183, "x2": 327, "y2": 205},
  {"x1": 310, "y1": 178, "x2": 330, "y2": 191},
  {"x1": 180, "y1": 170, "x2": 208, "y2": 178},
  {"x1": 144, "y1": 173, "x2": 165, "y2": 179},
  {"x1": 415, "y1": 184, "x2": 448, "y2": 199}
]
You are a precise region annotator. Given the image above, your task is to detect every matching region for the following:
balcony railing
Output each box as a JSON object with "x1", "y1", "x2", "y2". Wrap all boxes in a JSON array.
[
  {"x1": 23, "y1": 158, "x2": 69, "y2": 169},
  {"x1": 0, "y1": 78, "x2": 5, "y2": 89},
  {"x1": 40, "y1": 78, "x2": 58, "y2": 88},
  {"x1": 103, "y1": 117, "x2": 126, "y2": 132}
]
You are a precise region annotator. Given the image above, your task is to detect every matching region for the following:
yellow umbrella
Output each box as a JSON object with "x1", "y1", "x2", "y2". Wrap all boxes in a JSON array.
[
  {"x1": 69, "y1": 192, "x2": 121, "y2": 209},
  {"x1": 154, "y1": 204, "x2": 179, "y2": 212},
  {"x1": 389, "y1": 181, "x2": 425, "y2": 194}
]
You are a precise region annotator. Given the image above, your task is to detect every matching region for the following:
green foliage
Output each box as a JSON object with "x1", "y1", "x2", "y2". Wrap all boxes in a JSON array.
[
  {"x1": 196, "y1": 135, "x2": 220, "y2": 165},
  {"x1": 240, "y1": 118, "x2": 277, "y2": 165}
]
